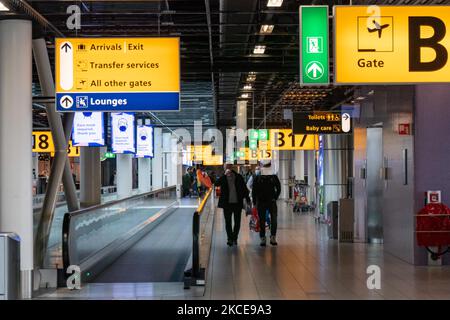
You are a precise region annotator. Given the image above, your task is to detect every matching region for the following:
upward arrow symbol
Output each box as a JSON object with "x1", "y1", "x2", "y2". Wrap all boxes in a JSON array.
[
  {"x1": 307, "y1": 62, "x2": 323, "y2": 79},
  {"x1": 61, "y1": 96, "x2": 72, "y2": 107},
  {"x1": 61, "y1": 42, "x2": 72, "y2": 53}
]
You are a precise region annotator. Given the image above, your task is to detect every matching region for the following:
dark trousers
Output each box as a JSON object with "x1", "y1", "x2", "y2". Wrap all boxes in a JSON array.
[
  {"x1": 257, "y1": 200, "x2": 278, "y2": 238},
  {"x1": 223, "y1": 204, "x2": 242, "y2": 241}
]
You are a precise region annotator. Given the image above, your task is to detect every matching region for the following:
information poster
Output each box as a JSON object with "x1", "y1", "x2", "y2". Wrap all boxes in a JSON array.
[
  {"x1": 72, "y1": 112, "x2": 105, "y2": 146},
  {"x1": 136, "y1": 125, "x2": 154, "y2": 158},
  {"x1": 111, "y1": 112, "x2": 135, "y2": 154}
]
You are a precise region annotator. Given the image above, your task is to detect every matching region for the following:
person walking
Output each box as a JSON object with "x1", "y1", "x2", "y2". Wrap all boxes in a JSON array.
[
  {"x1": 215, "y1": 164, "x2": 250, "y2": 246},
  {"x1": 182, "y1": 168, "x2": 193, "y2": 197},
  {"x1": 252, "y1": 161, "x2": 281, "y2": 246}
]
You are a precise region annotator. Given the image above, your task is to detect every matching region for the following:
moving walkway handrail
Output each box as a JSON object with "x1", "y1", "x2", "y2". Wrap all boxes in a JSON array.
[
  {"x1": 192, "y1": 188, "x2": 213, "y2": 279},
  {"x1": 62, "y1": 185, "x2": 176, "y2": 270}
]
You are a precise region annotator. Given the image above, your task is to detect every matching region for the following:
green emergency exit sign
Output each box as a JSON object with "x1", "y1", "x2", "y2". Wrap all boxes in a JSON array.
[{"x1": 299, "y1": 6, "x2": 329, "y2": 85}]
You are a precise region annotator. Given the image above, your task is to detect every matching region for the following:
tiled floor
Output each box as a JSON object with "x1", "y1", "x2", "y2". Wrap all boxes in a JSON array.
[
  {"x1": 202, "y1": 201, "x2": 450, "y2": 300},
  {"x1": 36, "y1": 200, "x2": 450, "y2": 300}
]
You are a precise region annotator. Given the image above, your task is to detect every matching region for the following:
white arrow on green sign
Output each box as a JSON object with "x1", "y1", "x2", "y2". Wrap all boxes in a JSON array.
[{"x1": 300, "y1": 6, "x2": 329, "y2": 85}]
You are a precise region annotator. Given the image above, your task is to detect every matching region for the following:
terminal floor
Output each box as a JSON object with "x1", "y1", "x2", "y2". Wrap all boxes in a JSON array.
[{"x1": 35, "y1": 201, "x2": 450, "y2": 300}]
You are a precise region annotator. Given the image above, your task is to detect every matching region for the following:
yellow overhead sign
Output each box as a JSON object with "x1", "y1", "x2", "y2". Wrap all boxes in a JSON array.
[
  {"x1": 186, "y1": 145, "x2": 223, "y2": 166},
  {"x1": 187, "y1": 145, "x2": 211, "y2": 162},
  {"x1": 203, "y1": 155, "x2": 224, "y2": 166},
  {"x1": 236, "y1": 148, "x2": 272, "y2": 162},
  {"x1": 335, "y1": 6, "x2": 450, "y2": 83},
  {"x1": 55, "y1": 37, "x2": 180, "y2": 111},
  {"x1": 269, "y1": 129, "x2": 318, "y2": 150},
  {"x1": 32, "y1": 131, "x2": 80, "y2": 157}
]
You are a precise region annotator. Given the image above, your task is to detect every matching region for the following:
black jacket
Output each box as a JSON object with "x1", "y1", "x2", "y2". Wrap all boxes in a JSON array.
[
  {"x1": 215, "y1": 171, "x2": 250, "y2": 209},
  {"x1": 252, "y1": 174, "x2": 281, "y2": 205}
]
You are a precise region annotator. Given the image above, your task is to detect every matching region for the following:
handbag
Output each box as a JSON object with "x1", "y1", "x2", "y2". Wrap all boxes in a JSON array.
[{"x1": 249, "y1": 207, "x2": 260, "y2": 232}]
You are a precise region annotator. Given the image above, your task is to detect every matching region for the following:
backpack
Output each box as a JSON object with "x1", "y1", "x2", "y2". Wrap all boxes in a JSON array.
[{"x1": 253, "y1": 175, "x2": 278, "y2": 201}]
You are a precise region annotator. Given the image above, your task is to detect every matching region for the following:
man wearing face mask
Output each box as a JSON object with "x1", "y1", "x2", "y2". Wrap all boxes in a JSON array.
[
  {"x1": 252, "y1": 161, "x2": 281, "y2": 246},
  {"x1": 215, "y1": 163, "x2": 250, "y2": 246},
  {"x1": 246, "y1": 166, "x2": 261, "y2": 192}
]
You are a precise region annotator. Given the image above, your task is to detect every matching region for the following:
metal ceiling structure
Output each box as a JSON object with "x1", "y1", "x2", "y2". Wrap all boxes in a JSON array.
[{"x1": 2, "y1": 0, "x2": 449, "y2": 130}]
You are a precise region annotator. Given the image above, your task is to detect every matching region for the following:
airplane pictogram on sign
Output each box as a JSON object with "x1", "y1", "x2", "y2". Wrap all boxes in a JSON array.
[{"x1": 357, "y1": 16, "x2": 394, "y2": 52}]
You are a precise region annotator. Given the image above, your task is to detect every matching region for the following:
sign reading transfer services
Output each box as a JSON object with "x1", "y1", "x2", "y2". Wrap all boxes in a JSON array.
[
  {"x1": 335, "y1": 6, "x2": 450, "y2": 83},
  {"x1": 300, "y1": 6, "x2": 329, "y2": 85},
  {"x1": 55, "y1": 38, "x2": 180, "y2": 111}
]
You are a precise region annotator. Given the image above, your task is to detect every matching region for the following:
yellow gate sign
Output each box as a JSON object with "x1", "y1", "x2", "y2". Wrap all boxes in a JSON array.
[
  {"x1": 32, "y1": 131, "x2": 80, "y2": 157},
  {"x1": 335, "y1": 6, "x2": 450, "y2": 83},
  {"x1": 269, "y1": 129, "x2": 318, "y2": 150}
]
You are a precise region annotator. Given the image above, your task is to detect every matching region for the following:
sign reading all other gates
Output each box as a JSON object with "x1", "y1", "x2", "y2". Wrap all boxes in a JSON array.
[
  {"x1": 55, "y1": 38, "x2": 180, "y2": 111},
  {"x1": 335, "y1": 6, "x2": 450, "y2": 83},
  {"x1": 293, "y1": 112, "x2": 352, "y2": 135},
  {"x1": 300, "y1": 6, "x2": 329, "y2": 85}
]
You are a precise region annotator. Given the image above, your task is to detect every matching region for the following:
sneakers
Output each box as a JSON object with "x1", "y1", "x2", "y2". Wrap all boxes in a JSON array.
[
  {"x1": 270, "y1": 236, "x2": 278, "y2": 246},
  {"x1": 260, "y1": 237, "x2": 267, "y2": 247},
  {"x1": 233, "y1": 239, "x2": 238, "y2": 246},
  {"x1": 227, "y1": 240, "x2": 233, "y2": 247}
]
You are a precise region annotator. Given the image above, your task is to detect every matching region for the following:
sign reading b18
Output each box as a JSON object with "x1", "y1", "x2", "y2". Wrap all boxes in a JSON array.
[{"x1": 335, "y1": 6, "x2": 450, "y2": 83}]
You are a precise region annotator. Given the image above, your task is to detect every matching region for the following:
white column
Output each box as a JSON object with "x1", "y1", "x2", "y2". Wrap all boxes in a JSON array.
[
  {"x1": 236, "y1": 100, "x2": 247, "y2": 131},
  {"x1": 279, "y1": 150, "x2": 291, "y2": 199},
  {"x1": 294, "y1": 150, "x2": 305, "y2": 181},
  {"x1": 138, "y1": 158, "x2": 151, "y2": 193},
  {"x1": 307, "y1": 151, "x2": 316, "y2": 204},
  {"x1": 162, "y1": 132, "x2": 171, "y2": 187},
  {"x1": 152, "y1": 127, "x2": 163, "y2": 189},
  {"x1": 80, "y1": 147, "x2": 101, "y2": 207},
  {"x1": 116, "y1": 154, "x2": 132, "y2": 198},
  {"x1": 32, "y1": 153, "x2": 39, "y2": 194},
  {"x1": 169, "y1": 136, "x2": 177, "y2": 186},
  {"x1": 0, "y1": 19, "x2": 33, "y2": 298},
  {"x1": 171, "y1": 135, "x2": 183, "y2": 197}
]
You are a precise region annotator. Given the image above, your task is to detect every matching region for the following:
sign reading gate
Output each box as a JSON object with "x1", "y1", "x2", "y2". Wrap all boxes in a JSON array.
[
  {"x1": 55, "y1": 38, "x2": 180, "y2": 111},
  {"x1": 335, "y1": 6, "x2": 450, "y2": 83}
]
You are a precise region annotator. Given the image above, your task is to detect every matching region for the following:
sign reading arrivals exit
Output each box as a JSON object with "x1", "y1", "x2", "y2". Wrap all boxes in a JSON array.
[
  {"x1": 55, "y1": 38, "x2": 180, "y2": 112},
  {"x1": 299, "y1": 6, "x2": 329, "y2": 85},
  {"x1": 335, "y1": 6, "x2": 450, "y2": 83}
]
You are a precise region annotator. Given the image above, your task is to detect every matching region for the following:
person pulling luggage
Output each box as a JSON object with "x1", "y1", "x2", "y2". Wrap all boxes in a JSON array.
[{"x1": 251, "y1": 161, "x2": 281, "y2": 246}]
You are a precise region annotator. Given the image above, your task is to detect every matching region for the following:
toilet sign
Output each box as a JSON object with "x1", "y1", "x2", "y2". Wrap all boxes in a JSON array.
[
  {"x1": 335, "y1": 6, "x2": 450, "y2": 83},
  {"x1": 300, "y1": 6, "x2": 329, "y2": 85}
]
